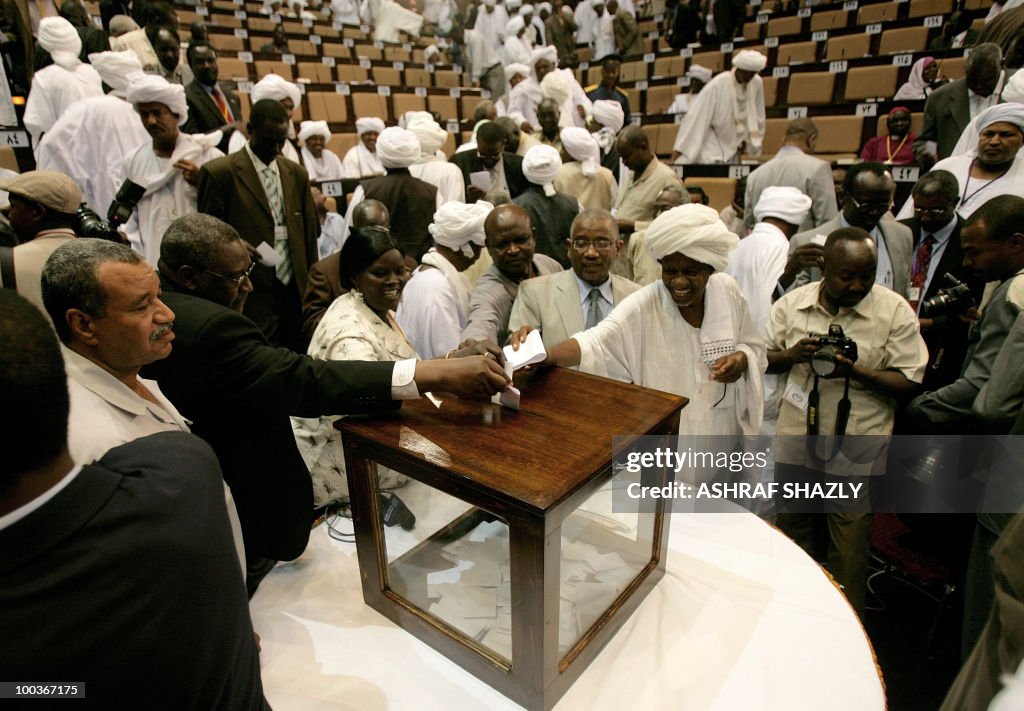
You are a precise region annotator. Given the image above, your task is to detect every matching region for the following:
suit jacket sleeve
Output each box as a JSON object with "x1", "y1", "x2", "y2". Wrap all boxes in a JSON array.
[
  {"x1": 301, "y1": 260, "x2": 335, "y2": 339},
  {"x1": 507, "y1": 281, "x2": 543, "y2": 343},
  {"x1": 913, "y1": 92, "x2": 939, "y2": 159},
  {"x1": 810, "y1": 160, "x2": 839, "y2": 227},
  {"x1": 197, "y1": 163, "x2": 227, "y2": 220},
  {"x1": 974, "y1": 311, "x2": 1024, "y2": 429}
]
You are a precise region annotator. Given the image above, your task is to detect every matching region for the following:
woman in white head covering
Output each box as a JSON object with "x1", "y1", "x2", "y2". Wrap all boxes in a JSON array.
[
  {"x1": 893, "y1": 57, "x2": 942, "y2": 101},
  {"x1": 554, "y1": 126, "x2": 618, "y2": 210},
  {"x1": 23, "y1": 17, "x2": 104, "y2": 146},
  {"x1": 299, "y1": 121, "x2": 344, "y2": 181},
  {"x1": 341, "y1": 117, "x2": 387, "y2": 179},
  {"x1": 397, "y1": 201, "x2": 494, "y2": 358},
  {"x1": 519, "y1": 202, "x2": 765, "y2": 437}
]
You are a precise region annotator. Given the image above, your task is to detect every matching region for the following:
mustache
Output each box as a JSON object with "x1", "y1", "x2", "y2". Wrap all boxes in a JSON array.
[{"x1": 150, "y1": 322, "x2": 174, "y2": 340}]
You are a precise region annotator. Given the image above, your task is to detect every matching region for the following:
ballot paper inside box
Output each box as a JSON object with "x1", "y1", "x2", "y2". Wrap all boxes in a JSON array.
[{"x1": 337, "y1": 367, "x2": 686, "y2": 711}]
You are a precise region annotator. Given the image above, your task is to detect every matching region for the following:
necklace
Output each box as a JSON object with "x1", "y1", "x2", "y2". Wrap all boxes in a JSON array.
[{"x1": 884, "y1": 133, "x2": 909, "y2": 164}]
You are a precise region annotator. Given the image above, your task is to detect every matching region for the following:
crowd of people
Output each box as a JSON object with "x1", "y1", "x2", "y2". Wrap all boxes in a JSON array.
[{"x1": 2, "y1": 0, "x2": 1024, "y2": 707}]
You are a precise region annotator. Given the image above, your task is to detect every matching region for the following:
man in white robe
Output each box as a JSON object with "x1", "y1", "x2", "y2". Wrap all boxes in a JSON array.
[
  {"x1": 519, "y1": 204, "x2": 766, "y2": 436},
  {"x1": 672, "y1": 50, "x2": 767, "y2": 164},
  {"x1": 24, "y1": 17, "x2": 104, "y2": 147},
  {"x1": 341, "y1": 117, "x2": 386, "y2": 179},
  {"x1": 397, "y1": 201, "x2": 493, "y2": 358},
  {"x1": 373, "y1": 0, "x2": 424, "y2": 42},
  {"x1": 463, "y1": 16, "x2": 505, "y2": 100},
  {"x1": 574, "y1": 0, "x2": 597, "y2": 44},
  {"x1": 591, "y1": 0, "x2": 616, "y2": 61},
  {"x1": 496, "y1": 63, "x2": 530, "y2": 118},
  {"x1": 503, "y1": 16, "x2": 533, "y2": 66},
  {"x1": 511, "y1": 46, "x2": 592, "y2": 132},
  {"x1": 330, "y1": 0, "x2": 361, "y2": 24},
  {"x1": 406, "y1": 112, "x2": 466, "y2": 203},
  {"x1": 666, "y1": 64, "x2": 712, "y2": 116},
  {"x1": 36, "y1": 51, "x2": 150, "y2": 216},
  {"x1": 227, "y1": 74, "x2": 302, "y2": 164},
  {"x1": 120, "y1": 74, "x2": 224, "y2": 266},
  {"x1": 298, "y1": 121, "x2": 344, "y2": 182}
]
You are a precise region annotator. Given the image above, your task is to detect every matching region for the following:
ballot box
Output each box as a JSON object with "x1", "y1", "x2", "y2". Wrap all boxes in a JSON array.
[{"x1": 338, "y1": 367, "x2": 686, "y2": 711}]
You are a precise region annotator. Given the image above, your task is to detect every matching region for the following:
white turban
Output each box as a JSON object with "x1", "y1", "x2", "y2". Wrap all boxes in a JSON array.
[
  {"x1": 299, "y1": 120, "x2": 330, "y2": 142},
  {"x1": 506, "y1": 0, "x2": 522, "y2": 9},
  {"x1": 424, "y1": 44, "x2": 440, "y2": 62},
  {"x1": 732, "y1": 50, "x2": 767, "y2": 73},
  {"x1": 483, "y1": 0, "x2": 496, "y2": 7},
  {"x1": 88, "y1": 50, "x2": 142, "y2": 94},
  {"x1": 356, "y1": 117, "x2": 386, "y2": 135},
  {"x1": 976, "y1": 103, "x2": 1024, "y2": 132},
  {"x1": 753, "y1": 186, "x2": 813, "y2": 226},
  {"x1": 429, "y1": 201, "x2": 494, "y2": 256},
  {"x1": 560, "y1": 127, "x2": 600, "y2": 177},
  {"x1": 537, "y1": 2, "x2": 552, "y2": 12},
  {"x1": 530, "y1": 46, "x2": 558, "y2": 74},
  {"x1": 540, "y1": 70, "x2": 574, "y2": 127},
  {"x1": 507, "y1": 16, "x2": 526, "y2": 36},
  {"x1": 590, "y1": 0, "x2": 604, "y2": 7},
  {"x1": 1002, "y1": 71, "x2": 1024, "y2": 104},
  {"x1": 519, "y1": 4, "x2": 534, "y2": 16},
  {"x1": 376, "y1": 126, "x2": 421, "y2": 168},
  {"x1": 406, "y1": 112, "x2": 448, "y2": 155},
  {"x1": 38, "y1": 17, "x2": 81, "y2": 70},
  {"x1": 251, "y1": 73, "x2": 301, "y2": 108},
  {"x1": 687, "y1": 63, "x2": 713, "y2": 83},
  {"x1": 523, "y1": 144, "x2": 562, "y2": 196},
  {"x1": 126, "y1": 73, "x2": 189, "y2": 125},
  {"x1": 592, "y1": 100, "x2": 624, "y2": 132},
  {"x1": 505, "y1": 63, "x2": 530, "y2": 82},
  {"x1": 645, "y1": 204, "x2": 738, "y2": 271}
]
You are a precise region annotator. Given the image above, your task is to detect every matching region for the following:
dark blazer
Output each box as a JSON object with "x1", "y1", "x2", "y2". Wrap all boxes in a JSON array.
[
  {"x1": 197, "y1": 148, "x2": 319, "y2": 342},
  {"x1": 183, "y1": 79, "x2": 242, "y2": 150},
  {"x1": 301, "y1": 251, "x2": 346, "y2": 339},
  {"x1": 142, "y1": 287, "x2": 399, "y2": 562},
  {"x1": 450, "y1": 150, "x2": 530, "y2": 200},
  {"x1": 914, "y1": 78, "x2": 973, "y2": 163},
  {"x1": 900, "y1": 216, "x2": 987, "y2": 389}
]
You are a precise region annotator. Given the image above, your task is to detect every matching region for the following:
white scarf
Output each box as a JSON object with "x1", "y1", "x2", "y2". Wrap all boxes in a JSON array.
[{"x1": 420, "y1": 248, "x2": 472, "y2": 315}]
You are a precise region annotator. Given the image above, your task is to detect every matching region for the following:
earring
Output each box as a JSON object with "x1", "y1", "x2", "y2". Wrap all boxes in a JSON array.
[{"x1": 353, "y1": 290, "x2": 364, "y2": 303}]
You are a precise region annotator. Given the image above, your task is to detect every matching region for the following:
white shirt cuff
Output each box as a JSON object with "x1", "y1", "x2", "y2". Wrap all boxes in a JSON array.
[{"x1": 390, "y1": 358, "x2": 421, "y2": 400}]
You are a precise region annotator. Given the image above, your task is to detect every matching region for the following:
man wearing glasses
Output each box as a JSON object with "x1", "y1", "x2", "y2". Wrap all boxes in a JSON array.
[
  {"x1": 508, "y1": 207, "x2": 638, "y2": 349},
  {"x1": 450, "y1": 121, "x2": 530, "y2": 203},
  {"x1": 787, "y1": 162, "x2": 913, "y2": 299}
]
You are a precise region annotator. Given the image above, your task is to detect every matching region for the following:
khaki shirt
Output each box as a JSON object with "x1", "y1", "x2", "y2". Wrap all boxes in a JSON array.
[{"x1": 614, "y1": 158, "x2": 682, "y2": 224}]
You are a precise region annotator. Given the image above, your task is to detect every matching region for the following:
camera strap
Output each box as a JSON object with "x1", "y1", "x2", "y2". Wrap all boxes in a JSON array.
[
  {"x1": 0, "y1": 246, "x2": 15, "y2": 290},
  {"x1": 806, "y1": 374, "x2": 852, "y2": 462}
]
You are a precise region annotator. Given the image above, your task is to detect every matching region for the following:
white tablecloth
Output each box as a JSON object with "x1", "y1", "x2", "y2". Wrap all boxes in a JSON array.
[{"x1": 250, "y1": 507, "x2": 885, "y2": 710}]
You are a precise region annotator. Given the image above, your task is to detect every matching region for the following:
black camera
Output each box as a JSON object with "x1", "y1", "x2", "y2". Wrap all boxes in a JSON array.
[
  {"x1": 810, "y1": 324, "x2": 859, "y2": 377},
  {"x1": 106, "y1": 180, "x2": 146, "y2": 229},
  {"x1": 76, "y1": 203, "x2": 123, "y2": 243},
  {"x1": 922, "y1": 273, "x2": 974, "y2": 318}
]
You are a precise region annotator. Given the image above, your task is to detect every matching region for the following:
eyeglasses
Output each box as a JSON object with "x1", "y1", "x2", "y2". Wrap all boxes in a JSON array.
[
  {"x1": 849, "y1": 195, "x2": 893, "y2": 213},
  {"x1": 913, "y1": 207, "x2": 951, "y2": 217},
  {"x1": 571, "y1": 239, "x2": 614, "y2": 252},
  {"x1": 204, "y1": 260, "x2": 255, "y2": 286}
]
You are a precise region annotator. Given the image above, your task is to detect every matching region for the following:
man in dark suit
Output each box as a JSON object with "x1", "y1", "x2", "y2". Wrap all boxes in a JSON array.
[
  {"x1": 451, "y1": 120, "x2": 530, "y2": 203},
  {"x1": 913, "y1": 43, "x2": 1007, "y2": 167},
  {"x1": 0, "y1": 289, "x2": 268, "y2": 709},
  {"x1": 898, "y1": 170, "x2": 986, "y2": 391},
  {"x1": 182, "y1": 41, "x2": 242, "y2": 153},
  {"x1": 146, "y1": 214, "x2": 510, "y2": 593},
  {"x1": 197, "y1": 98, "x2": 318, "y2": 352}
]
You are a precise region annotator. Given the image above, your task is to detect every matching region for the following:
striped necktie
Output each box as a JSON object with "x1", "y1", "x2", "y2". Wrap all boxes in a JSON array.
[{"x1": 260, "y1": 164, "x2": 293, "y2": 285}]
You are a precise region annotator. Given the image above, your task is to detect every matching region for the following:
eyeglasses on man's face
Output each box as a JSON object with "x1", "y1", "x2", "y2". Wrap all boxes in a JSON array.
[
  {"x1": 204, "y1": 260, "x2": 255, "y2": 286},
  {"x1": 570, "y1": 239, "x2": 614, "y2": 252}
]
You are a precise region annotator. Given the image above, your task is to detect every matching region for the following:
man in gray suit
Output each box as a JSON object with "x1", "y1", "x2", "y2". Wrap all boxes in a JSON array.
[
  {"x1": 913, "y1": 43, "x2": 1006, "y2": 167},
  {"x1": 508, "y1": 208, "x2": 640, "y2": 349},
  {"x1": 787, "y1": 162, "x2": 913, "y2": 298},
  {"x1": 743, "y1": 118, "x2": 837, "y2": 233}
]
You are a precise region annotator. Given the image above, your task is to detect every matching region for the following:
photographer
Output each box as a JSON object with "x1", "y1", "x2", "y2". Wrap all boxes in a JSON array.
[{"x1": 765, "y1": 227, "x2": 928, "y2": 614}]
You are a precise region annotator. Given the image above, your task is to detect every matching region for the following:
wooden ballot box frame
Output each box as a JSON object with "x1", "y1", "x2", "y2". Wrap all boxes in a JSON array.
[{"x1": 338, "y1": 368, "x2": 686, "y2": 711}]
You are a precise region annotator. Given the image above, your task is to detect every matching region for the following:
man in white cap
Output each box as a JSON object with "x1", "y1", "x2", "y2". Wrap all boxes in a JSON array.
[
  {"x1": 555, "y1": 126, "x2": 617, "y2": 210},
  {"x1": 345, "y1": 126, "x2": 442, "y2": 262},
  {"x1": 897, "y1": 104, "x2": 1024, "y2": 220},
  {"x1": 743, "y1": 118, "x2": 837, "y2": 233},
  {"x1": 672, "y1": 50, "x2": 767, "y2": 164},
  {"x1": 524, "y1": 3, "x2": 546, "y2": 44},
  {"x1": 667, "y1": 64, "x2": 712, "y2": 116},
  {"x1": 23, "y1": 17, "x2": 104, "y2": 146},
  {"x1": 341, "y1": 117, "x2": 386, "y2": 179},
  {"x1": 0, "y1": 171, "x2": 83, "y2": 313},
  {"x1": 299, "y1": 121, "x2": 343, "y2": 182},
  {"x1": 515, "y1": 202, "x2": 765, "y2": 438},
  {"x1": 614, "y1": 125, "x2": 683, "y2": 233},
  {"x1": 590, "y1": 98, "x2": 624, "y2": 178},
  {"x1": 545, "y1": 0, "x2": 578, "y2": 67},
  {"x1": 496, "y1": 63, "x2": 530, "y2": 118},
  {"x1": 198, "y1": 99, "x2": 319, "y2": 352},
  {"x1": 508, "y1": 207, "x2": 638, "y2": 349},
  {"x1": 36, "y1": 51, "x2": 150, "y2": 217},
  {"x1": 503, "y1": 16, "x2": 532, "y2": 66},
  {"x1": 397, "y1": 201, "x2": 494, "y2": 358},
  {"x1": 228, "y1": 73, "x2": 302, "y2": 164},
  {"x1": 515, "y1": 144, "x2": 580, "y2": 268},
  {"x1": 406, "y1": 112, "x2": 465, "y2": 203},
  {"x1": 120, "y1": 73, "x2": 224, "y2": 267}
]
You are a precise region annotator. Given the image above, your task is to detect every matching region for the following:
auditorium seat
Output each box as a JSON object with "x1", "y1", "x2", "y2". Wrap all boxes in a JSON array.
[
  {"x1": 653, "y1": 56, "x2": 685, "y2": 78},
  {"x1": 767, "y1": 15, "x2": 803, "y2": 38},
  {"x1": 689, "y1": 51, "x2": 724, "y2": 73},
  {"x1": 211, "y1": 34, "x2": 247, "y2": 53},
  {"x1": 857, "y1": 2, "x2": 899, "y2": 24},
  {"x1": 825, "y1": 34, "x2": 871, "y2": 61},
  {"x1": 433, "y1": 70, "x2": 462, "y2": 88},
  {"x1": 645, "y1": 84, "x2": 678, "y2": 114},
  {"x1": 427, "y1": 94, "x2": 458, "y2": 122},
  {"x1": 353, "y1": 92, "x2": 389, "y2": 121},
  {"x1": 656, "y1": 124, "x2": 678, "y2": 157},
  {"x1": 0, "y1": 146, "x2": 18, "y2": 172},
  {"x1": 777, "y1": 40, "x2": 818, "y2": 65},
  {"x1": 237, "y1": 90, "x2": 250, "y2": 123},
  {"x1": 743, "y1": 21, "x2": 761, "y2": 41},
  {"x1": 218, "y1": 57, "x2": 251, "y2": 81},
  {"x1": 297, "y1": 62, "x2": 333, "y2": 83},
  {"x1": 373, "y1": 66, "x2": 402, "y2": 85},
  {"x1": 908, "y1": 0, "x2": 954, "y2": 19},
  {"x1": 810, "y1": 10, "x2": 849, "y2": 32},
  {"x1": 879, "y1": 26, "x2": 930, "y2": 55},
  {"x1": 337, "y1": 65, "x2": 369, "y2": 83},
  {"x1": 290, "y1": 40, "x2": 316, "y2": 56},
  {"x1": 385, "y1": 46, "x2": 412, "y2": 62},
  {"x1": 760, "y1": 117, "x2": 789, "y2": 155},
  {"x1": 844, "y1": 65, "x2": 900, "y2": 101},
  {"x1": 874, "y1": 112, "x2": 924, "y2": 137},
  {"x1": 355, "y1": 45, "x2": 383, "y2": 60},
  {"x1": 323, "y1": 43, "x2": 350, "y2": 59},
  {"x1": 641, "y1": 123, "x2": 659, "y2": 153},
  {"x1": 405, "y1": 67, "x2": 430, "y2": 87},
  {"x1": 255, "y1": 60, "x2": 294, "y2": 79},
  {"x1": 937, "y1": 55, "x2": 966, "y2": 80},
  {"x1": 442, "y1": 132, "x2": 457, "y2": 157},
  {"x1": 761, "y1": 76, "x2": 778, "y2": 107},
  {"x1": 216, "y1": 14, "x2": 242, "y2": 28},
  {"x1": 393, "y1": 92, "x2": 426, "y2": 118},
  {"x1": 813, "y1": 115, "x2": 865, "y2": 156},
  {"x1": 621, "y1": 60, "x2": 647, "y2": 82},
  {"x1": 461, "y1": 94, "x2": 485, "y2": 120},
  {"x1": 786, "y1": 71, "x2": 836, "y2": 105},
  {"x1": 248, "y1": 18, "x2": 275, "y2": 32},
  {"x1": 327, "y1": 133, "x2": 358, "y2": 158},
  {"x1": 684, "y1": 177, "x2": 735, "y2": 212}
]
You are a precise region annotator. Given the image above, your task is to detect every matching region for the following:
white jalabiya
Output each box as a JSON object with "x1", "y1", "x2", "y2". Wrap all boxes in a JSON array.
[
  {"x1": 301, "y1": 147, "x2": 345, "y2": 181},
  {"x1": 504, "y1": 33, "x2": 533, "y2": 66},
  {"x1": 397, "y1": 250, "x2": 472, "y2": 359},
  {"x1": 330, "y1": 0, "x2": 361, "y2": 24},
  {"x1": 510, "y1": 70, "x2": 592, "y2": 129},
  {"x1": 574, "y1": 1, "x2": 597, "y2": 44},
  {"x1": 341, "y1": 142, "x2": 385, "y2": 178},
  {"x1": 120, "y1": 133, "x2": 224, "y2": 266},
  {"x1": 673, "y1": 70, "x2": 766, "y2": 163},
  {"x1": 895, "y1": 151, "x2": 1024, "y2": 220},
  {"x1": 409, "y1": 158, "x2": 466, "y2": 203},
  {"x1": 574, "y1": 274, "x2": 766, "y2": 436},
  {"x1": 35, "y1": 95, "x2": 150, "y2": 215},
  {"x1": 667, "y1": 93, "x2": 694, "y2": 115},
  {"x1": 594, "y1": 12, "x2": 615, "y2": 60},
  {"x1": 24, "y1": 63, "x2": 104, "y2": 146},
  {"x1": 373, "y1": 0, "x2": 424, "y2": 42},
  {"x1": 473, "y1": 6, "x2": 507, "y2": 53}
]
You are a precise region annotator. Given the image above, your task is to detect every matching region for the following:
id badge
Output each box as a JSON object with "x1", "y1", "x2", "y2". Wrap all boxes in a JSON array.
[
  {"x1": 783, "y1": 382, "x2": 809, "y2": 412},
  {"x1": 907, "y1": 286, "x2": 921, "y2": 302}
]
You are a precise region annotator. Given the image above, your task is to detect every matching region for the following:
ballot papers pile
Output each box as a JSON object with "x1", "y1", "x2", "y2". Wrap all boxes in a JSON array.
[{"x1": 491, "y1": 329, "x2": 547, "y2": 411}]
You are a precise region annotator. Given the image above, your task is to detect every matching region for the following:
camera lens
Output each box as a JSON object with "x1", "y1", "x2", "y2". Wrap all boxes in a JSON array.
[{"x1": 811, "y1": 347, "x2": 839, "y2": 377}]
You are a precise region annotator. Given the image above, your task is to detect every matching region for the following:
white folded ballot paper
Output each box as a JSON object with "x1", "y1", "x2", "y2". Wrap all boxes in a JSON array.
[
  {"x1": 469, "y1": 171, "x2": 492, "y2": 192},
  {"x1": 491, "y1": 330, "x2": 548, "y2": 410}
]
